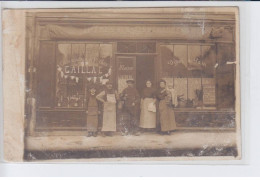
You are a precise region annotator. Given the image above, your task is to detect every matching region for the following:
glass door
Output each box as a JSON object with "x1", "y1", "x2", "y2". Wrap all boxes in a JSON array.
[{"x1": 116, "y1": 56, "x2": 136, "y2": 93}]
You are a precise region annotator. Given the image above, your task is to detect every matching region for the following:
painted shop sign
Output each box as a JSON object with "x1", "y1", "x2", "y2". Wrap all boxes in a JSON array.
[
  {"x1": 117, "y1": 57, "x2": 135, "y2": 77},
  {"x1": 57, "y1": 58, "x2": 110, "y2": 76},
  {"x1": 117, "y1": 57, "x2": 135, "y2": 92},
  {"x1": 63, "y1": 65, "x2": 103, "y2": 75}
]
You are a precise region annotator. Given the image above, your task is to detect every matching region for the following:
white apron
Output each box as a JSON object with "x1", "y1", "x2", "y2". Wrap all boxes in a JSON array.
[
  {"x1": 101, "y1": 94, "x2": 117, "y2": 132},
  {"x1": 139, "y1": 98, "x2": 156, "y2": 128}
]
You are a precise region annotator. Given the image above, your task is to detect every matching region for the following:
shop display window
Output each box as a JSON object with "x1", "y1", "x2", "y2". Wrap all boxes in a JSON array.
[
  {"x1": 55, "y1": 43, "x2": 112, "y2": 108},
  {"x1": 160, "y1": 44, "x2": 216, "y2": 108}
]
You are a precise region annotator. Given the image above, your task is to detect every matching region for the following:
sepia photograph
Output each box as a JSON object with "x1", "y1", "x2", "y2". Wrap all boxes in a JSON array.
[{"x1": 3, "y1": 7, "x2": 240, "y2": 162}]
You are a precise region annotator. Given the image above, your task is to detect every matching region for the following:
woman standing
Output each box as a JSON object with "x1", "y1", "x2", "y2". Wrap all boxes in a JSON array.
[
  {"x1": 96, "y1": 81, "x2": 118, "y2": 136},
  {"x1": 139, "y1": 80, "x2": 157, "y2": 129},
  {"x1": 156, "y1": 79, "x2": 177, "y2": 135}
]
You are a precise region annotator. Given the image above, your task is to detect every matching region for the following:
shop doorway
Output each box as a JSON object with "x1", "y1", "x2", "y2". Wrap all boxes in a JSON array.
[
  {"x1": 136, "y1": 55, "x2": 155, "y2": 95},
  {"x1": 116, "y1": 55, "x2": 155, "y2": 94}
]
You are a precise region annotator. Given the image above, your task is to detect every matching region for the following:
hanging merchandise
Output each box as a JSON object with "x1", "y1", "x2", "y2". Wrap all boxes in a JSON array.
[
  {"x1": 75, "y1": 77, "x2": 79, "y2": 83},
  {"x1": 108, "y1": 67, "x2": 112, "y2": 75},
  {"x1": 102, "y1": 78, "x2": 109, "y2": 85},
  {"x1": 57, "y1": 65, "x2": 62, "y2": 72}
]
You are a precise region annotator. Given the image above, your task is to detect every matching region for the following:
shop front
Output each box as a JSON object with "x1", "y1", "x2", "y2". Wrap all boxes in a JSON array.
[{"x1": 25, "y1": 9, "x2": 237, "y2": 136}]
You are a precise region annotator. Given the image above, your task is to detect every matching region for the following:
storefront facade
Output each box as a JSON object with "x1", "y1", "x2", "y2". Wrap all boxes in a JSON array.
[{"x1": 25, "y1": 9, "x2": 237, "y2": 136}]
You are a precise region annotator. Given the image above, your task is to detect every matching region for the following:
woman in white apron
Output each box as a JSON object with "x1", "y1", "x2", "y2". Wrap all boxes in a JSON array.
[
  {"x1": 139, "y1": 80, "x2": 157, "y2": 129},
  {"x1": 96, "y1": 81, "x2": 118, "y2": 136}
]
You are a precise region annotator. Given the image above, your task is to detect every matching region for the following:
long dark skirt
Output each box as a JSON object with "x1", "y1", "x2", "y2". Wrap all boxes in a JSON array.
[
  {"x1": 86, "y1": 106, "x2": 99, "y2": 132},
  {"x1": 158, "y1": 99, "x2": 177, "y2": 132}
]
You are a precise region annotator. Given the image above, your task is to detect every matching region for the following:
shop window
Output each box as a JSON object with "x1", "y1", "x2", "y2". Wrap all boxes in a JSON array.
[
  {"x1": 160, "y1": 44, "x2": 216, "y2": 108},
  {"x1": 136, "y1": 42, "x2": 156, "y2": 53},
  {"x1": 56, "y1": 43, "x2": 112, "y2": 108}
]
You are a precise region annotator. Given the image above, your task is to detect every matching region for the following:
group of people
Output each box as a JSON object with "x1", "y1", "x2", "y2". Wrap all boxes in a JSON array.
[{"x1": 85, "y1": 79, "x2": 178, "y2": 137}]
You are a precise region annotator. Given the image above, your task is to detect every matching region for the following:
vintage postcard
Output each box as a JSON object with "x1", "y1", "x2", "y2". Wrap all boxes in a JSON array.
[{"x1": 3, "y1": 7, "x2": 240, "y2": 162}]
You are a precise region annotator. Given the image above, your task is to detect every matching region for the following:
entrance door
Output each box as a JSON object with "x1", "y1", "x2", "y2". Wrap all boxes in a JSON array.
[
  {"x1": 116, "y1": 55, "x2": 155, "y2": 94},
  {"x1": 136, "y1": 55, "x2": 155, "y2": 95}
]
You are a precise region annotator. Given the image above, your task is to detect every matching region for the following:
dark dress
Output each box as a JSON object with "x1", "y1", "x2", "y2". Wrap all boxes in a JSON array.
[
  {"x1": 157, "y1": 88, "x2": 177, "y2": 132},
  {"x1": 86, "y1": 94, "x2": 99, "y2": 132}
]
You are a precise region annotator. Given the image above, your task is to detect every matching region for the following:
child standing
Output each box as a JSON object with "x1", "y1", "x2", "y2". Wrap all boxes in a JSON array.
[{"x1": 86, "y1": 86, "x2": 100, "y2": 137}]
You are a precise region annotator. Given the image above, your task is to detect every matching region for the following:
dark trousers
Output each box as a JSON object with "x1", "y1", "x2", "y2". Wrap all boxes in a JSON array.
[{"x1": 123, "y1": 105, "x2": 139, "y2": 134}]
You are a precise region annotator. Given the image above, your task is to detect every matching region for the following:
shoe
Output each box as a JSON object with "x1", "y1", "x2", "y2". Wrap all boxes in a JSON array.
[
  {"x1": 106, "y1": 132, "x2": 113, "y2": 136},
  {"x1": 121, "y1": 132, "x2": 128, "y2": 136},
  {"x1": 159, "y1": 131, "x2": 167, "y2": 135},
  {"x1": 93, "y1": 132, "x2": 98, "y2": 137},
  {"x1": 134, "y1": 132, "x2": 141, "y2": 136},
  {"x1": 87, "y1": 132, "x2": 92, "y2": 137}
]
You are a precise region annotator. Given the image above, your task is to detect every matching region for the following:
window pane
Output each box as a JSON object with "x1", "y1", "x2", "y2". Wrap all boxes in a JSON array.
[
  {"x1": 136, "y1": 42, "x2": 156, "y2": 53},
  {"x1": 188, "y1": 45, "x2": 201, "y2": 77},
  {"x1": 201, "y1": 45, "x2": 216, "y2": 78},
  {"x1": 202, "y1": 78, "x2": 216, "y2": 106},
  {"x1": 99, "y1": 44, "x2": 112, "y2": 79},
  {"x1": 174, "y1": 78, "x2": 188, "y2": 107},
  {"x1": 85, "y1": 44, "x2": 99, "y2": 67},
  {"x1": 173, "y1": 45, "x2": 188, "y2": 77},
  {"x1": 71, "y1": 44, "x2": 85, "y2": 63},
  {"x1": 56, "y1": 44, "x2": 71, "y2": 66},
  {"x1": 85, "y1": 44, "x2": 100, "y2": 78},
  {"x1": 56, "y1": 43, "x2": 85, "y2": 108},
  {"x1": 187, "y1": 78, "x2": 202, "y2": 107},
  {"x1": 117, "y1": 42, "x2": 136, "y2": 53},
  {"x1": 56, "y1": 44, "x2": 71, "y2": 107},
  {"x1": 70, "y1": 44, "x2": 85, "y2": 105},
  {"x1": 160, "y1": 45, "x2": 173, "y2": 77}
]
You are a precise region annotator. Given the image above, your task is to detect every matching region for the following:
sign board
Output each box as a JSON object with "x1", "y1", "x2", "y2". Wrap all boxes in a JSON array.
[{"x1": 203, "y1": 84, "x2": 216, "y2": 105}]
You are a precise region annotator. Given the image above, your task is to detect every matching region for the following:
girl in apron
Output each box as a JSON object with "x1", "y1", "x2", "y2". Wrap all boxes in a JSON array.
[{"x1": 86, "y1": 86, "x2": 100, "y2": 137}]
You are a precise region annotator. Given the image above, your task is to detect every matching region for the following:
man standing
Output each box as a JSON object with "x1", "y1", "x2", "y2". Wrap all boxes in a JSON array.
[
  {"x1": 96, "y1": 81, "x2": 118, "y2": 137},
  {"x1": 121, "y1": 79, "x2": 140, "y2": 136}
]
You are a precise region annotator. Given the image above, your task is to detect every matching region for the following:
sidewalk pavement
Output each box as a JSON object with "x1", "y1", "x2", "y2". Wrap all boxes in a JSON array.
[{"x1": 25, "y1": 131, "x2": 237, "y2": 151}]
